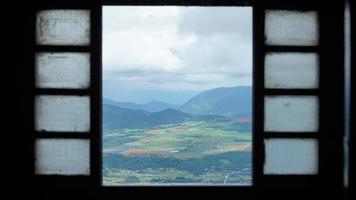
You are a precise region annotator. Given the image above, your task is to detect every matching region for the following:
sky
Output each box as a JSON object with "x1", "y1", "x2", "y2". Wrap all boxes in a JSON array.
[{"x1": 103, "y1": 6, "x2": 252, "y2": 105}]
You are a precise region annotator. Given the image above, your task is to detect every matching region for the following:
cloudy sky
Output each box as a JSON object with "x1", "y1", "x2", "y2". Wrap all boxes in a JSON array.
[{"x1": 103, "y1": 6, "x2": 252, "y2": 104}]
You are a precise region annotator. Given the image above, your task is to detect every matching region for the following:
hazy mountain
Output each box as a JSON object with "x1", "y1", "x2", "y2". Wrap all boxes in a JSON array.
[
  {"x1": 103, "y1": 104, "x2": 151, "y2": 131},
  {"x1": 103, "y1": 98, "x2": 179, "y2": 112},
  {"x1": 103, "y1": 86, "x2": 252, "y2": 117},
  {"x1": 103, "y1": 105, "x2": 191, "y2": 131},
  {"x1": 103, "y1": 98, "x2": 138, "y2": 109},
  {"x1": 103, "y1": 85, "x2": 252, "y2": 131},
  {"x1": 179, "y1": 86, "x2": 252, "y2": 117},
  {"x1": 102, "y1": 104, "x2": 230, "y2": 132},
  {"x1": 141, "y1": 101, "x2": 180, "y2": 112}
]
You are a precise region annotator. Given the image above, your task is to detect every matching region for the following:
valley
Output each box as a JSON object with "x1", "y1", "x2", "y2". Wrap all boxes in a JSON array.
[{"x1": 103, "y1": 86, "x2": 252, "y2": 185}]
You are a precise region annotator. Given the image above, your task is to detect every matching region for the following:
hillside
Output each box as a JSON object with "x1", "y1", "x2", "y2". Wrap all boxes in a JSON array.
[
  {"x1": 103, "y1": 104, "x2": 198, "y2": 131},
  {"x1": 179, "y1": 86, "x2": 252, "y2": 117}
]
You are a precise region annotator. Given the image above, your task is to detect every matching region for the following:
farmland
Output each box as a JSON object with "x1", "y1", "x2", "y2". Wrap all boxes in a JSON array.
[{"x1": 103, "y1": 119, "x2": 252, "y2": 185}]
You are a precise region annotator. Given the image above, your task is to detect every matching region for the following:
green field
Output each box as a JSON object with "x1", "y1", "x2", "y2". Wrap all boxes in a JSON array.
[{"x1": 103, "y1": 119, "x2": 252, "y2": 185}]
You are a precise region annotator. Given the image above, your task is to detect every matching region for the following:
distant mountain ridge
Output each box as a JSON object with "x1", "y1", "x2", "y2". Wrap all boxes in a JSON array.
[
  {"x1": 103, "y1": 98, "x2": 179, "y2": 112},
  {"x1": 179, "y1": 86, "x2": 252, "y2": 117},
  {"x1": 104, "y1": 86, "x2": 252, "y2": 117},
  {"x1": 103, "y1": 104, "x2": 225, "y2": 131}
]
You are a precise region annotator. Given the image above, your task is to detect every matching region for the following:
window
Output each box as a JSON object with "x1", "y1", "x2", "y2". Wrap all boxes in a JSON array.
[
  {"x1": 10, "y1": 0, "x2": 348, "y2": 197},
  {"x1": 102, "y1": 6, "x2": 253, "y2": 185}
]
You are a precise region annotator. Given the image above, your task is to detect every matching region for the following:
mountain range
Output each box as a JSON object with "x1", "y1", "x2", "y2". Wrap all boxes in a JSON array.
[
  {"x1": 103, "y1": 99, "x2": 179, "y2": 113},
  {"x1": 104, "y1": 86, "x2": 252, "y2": 117},
  {"x1": 103, "y1": 104, "x2": 225, "y2": 131},
  {"x1": 103, "y1": 86, "x2": 252, "y2": 131}
]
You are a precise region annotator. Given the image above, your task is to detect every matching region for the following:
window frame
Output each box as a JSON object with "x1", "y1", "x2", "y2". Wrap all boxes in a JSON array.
[{"x1": 23, "y1": 0, "x2": 347, "y2": 196}]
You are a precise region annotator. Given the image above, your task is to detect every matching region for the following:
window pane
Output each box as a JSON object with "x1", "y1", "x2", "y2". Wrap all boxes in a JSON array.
[
  {"x1": 265, "y1": 53, "x2": 319, "y2": 89},
  {"x1": 265, "y1": 10, "x2": 319, "y2": 46},
  {"x1": 264, "y1": 138, "x2": 318, "y2": 174},
  {"x1": 36, "y1": 10, "x2": 90, "y2": 45},
  {"x1": 35, "y1": 95, "x2": 90, "y2": 132},
  {"x1": 35, "y1": 53, "x2": 90, "y2": 89},
  {"x1": 35, "y1": 139, "x2": 90, "y2": 175},
  {"x1": 264, "y1": 96, "x2": 319, "y2": 132}
]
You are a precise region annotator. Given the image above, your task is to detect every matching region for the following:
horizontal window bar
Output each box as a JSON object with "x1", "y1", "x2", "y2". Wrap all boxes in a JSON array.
[
  {"x1": 264, "y1": 89, "x2": 319, "y2": 95},
  {"x1": 262, "y1": 174, "x2": 319, "y2": 185},
  {"x1": 34, "y1": 88, "x2": 92, "y2": 95},
  {"x1": 35, "y1": 45, "x2": 90, "y2": 52},
  {"x1": 33, "y1": 175, "x2": 93, "y2": 187},
  {"x1": 34, "y1": 132, "x2": 90, "y2": 139},
  {"x1": 264, "y1": 132, "x2": 318, "y2": 138},
  {"x1": 264, "y1": 45, "x2": 319, "y2": 53}
]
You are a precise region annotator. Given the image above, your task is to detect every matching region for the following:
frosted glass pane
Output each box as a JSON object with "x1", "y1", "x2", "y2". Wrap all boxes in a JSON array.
[
  {"x1": 35, "y1": 139, "x2": 90, "y2": 175},
  {"x1": 36, "y1": 10, "x2": 90, "y2": 45},
  {"x1": 264, "y1": 96, "x2": 318, "y2": 132},
  {"x1": 35, "y1": 53, "x2": 90, "y2": 89},
  {"x1": 264, "y1": 139, "x2": 318, "y2": 174},
  {"x1": 265, "y1": 10, "x2": 319, "y2": 46},
  {"x1": 265, "y1": 53, "x2": 319, "y2": 89},
  {"x1": 35, "y1": 95, "x2": 90, "y2": 132}
]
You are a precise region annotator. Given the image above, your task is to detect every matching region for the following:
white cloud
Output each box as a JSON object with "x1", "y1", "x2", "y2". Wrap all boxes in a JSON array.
[
  {"x1": 103, "y1": 6, "x2": 252, "y2": 93},
  {"x1": 103, "y1": 6, "x2": 196, "y2": 73}
]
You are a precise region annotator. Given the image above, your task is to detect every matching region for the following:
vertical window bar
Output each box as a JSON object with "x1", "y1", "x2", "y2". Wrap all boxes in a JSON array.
[
  {"x1": 90, "y1": 2, "x2": 102, "y2": 186},
  {"x1": 252, "y1": 3, "x2": 265, "y2": 186}
]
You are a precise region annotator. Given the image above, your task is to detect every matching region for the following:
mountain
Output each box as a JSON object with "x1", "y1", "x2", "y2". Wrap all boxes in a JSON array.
[
  {"x1": 103, "y1": 98, "x2": 139, "y2": 109},
  {"x1": 102, "y1": 104, "x2": 229, "y2": 132},
  {"x1": 150, "y1": 108, "x2": 191, "y2": 125},
  {"x1": 179, "y1": 86, "x2": 252, "y2": 117},
  {"x1": 103, "y1": 104, "x2": 151, "y2": 131},
  {"x1": 103, "y1": 85, "x2": 252, "y2": 131},
  {"x1": 103, "y1": 98, "x2": 179, "y2": 112},
  {"x1": 103, "y1": 105, "x2": 192, "y2": 131},
  {"x1": 140, "y1": 101, "x2": 180, "y2": 112}
]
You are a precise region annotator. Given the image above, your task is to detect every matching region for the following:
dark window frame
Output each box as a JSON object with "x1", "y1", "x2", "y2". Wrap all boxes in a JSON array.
[{"x1": 15, "y1": 0, "x2": 347, "y2": 197}]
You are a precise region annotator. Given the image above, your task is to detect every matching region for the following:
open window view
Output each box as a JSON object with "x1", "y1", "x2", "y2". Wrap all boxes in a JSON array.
[{"x1": 102, "y1": 6, "x2": 252, "y2": 185}]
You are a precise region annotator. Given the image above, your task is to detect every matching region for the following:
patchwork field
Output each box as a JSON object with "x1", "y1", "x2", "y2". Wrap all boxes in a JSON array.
[{"x1": 103, "y1": 119, "x2": 252, "y2": 185}]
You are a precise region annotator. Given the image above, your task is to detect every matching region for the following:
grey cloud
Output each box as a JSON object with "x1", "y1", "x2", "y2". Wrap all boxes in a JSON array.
[
  {"x1": 103, "y1": 6, "x2": 252, "y2": 95},
  {"x1": 175, "y1": 7, "x2": 252, "y2": 80},
  {"x1": 178, "y1": 7, "x2": 252, "y2": 38}
]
